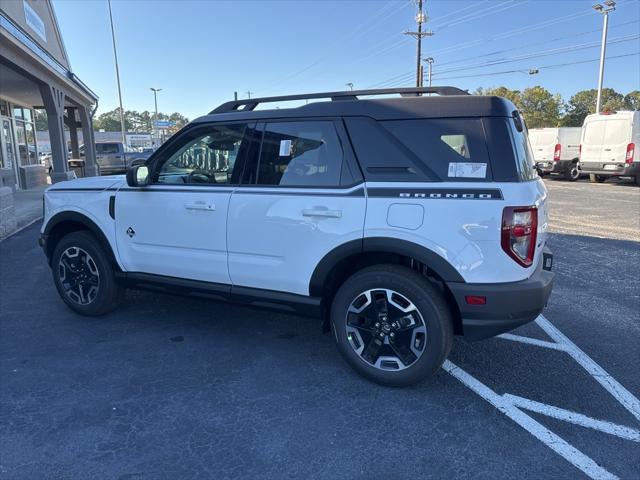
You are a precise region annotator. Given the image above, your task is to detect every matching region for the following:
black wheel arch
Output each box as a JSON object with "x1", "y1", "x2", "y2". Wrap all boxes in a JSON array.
[
  {"x1": 310, "y1": 237, "x2": 465, "y2": 334},
  {"x1": 43, "y1": 211, "x2": 119, "y2": 270}
]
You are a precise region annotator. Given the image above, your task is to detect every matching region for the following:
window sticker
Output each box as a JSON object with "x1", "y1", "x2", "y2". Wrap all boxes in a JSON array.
[
  {"x1": 448, "y1": 162, "x2": 487, "y2": 179},
  {"x1": 279, "y1": 139, "x2": 292, "y2": 157}
]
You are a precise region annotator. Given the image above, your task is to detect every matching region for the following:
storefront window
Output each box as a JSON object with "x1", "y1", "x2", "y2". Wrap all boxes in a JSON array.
[
  {"x1": 25, "y1": 122, "x2": 37, "y2": 165},
  {"x1": 16, "y1": 121, "x2": 27, "y2": 166},
  {"x1": 0, "y1": 100, "x2": 8, "y2": 117},
  {"x1": 13, "y1": 106, "x2": 25, "y2": 120}
]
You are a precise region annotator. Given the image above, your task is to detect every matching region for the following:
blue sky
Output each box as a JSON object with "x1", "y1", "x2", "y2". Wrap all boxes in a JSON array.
[{"x1": 52, "y1": 0, "x2": 640, "y2": 120}]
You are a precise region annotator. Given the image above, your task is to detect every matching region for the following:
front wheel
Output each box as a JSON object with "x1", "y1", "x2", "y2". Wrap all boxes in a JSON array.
[
  {"x1": 589, "y1": 174, "x2": 607, "y2": 183},
  {"x1": 51, "y1": 231, "x2": 121, "y2": 316},
  {"x1": 330, "y1": 265, "x2": 453, "y2": 387}
]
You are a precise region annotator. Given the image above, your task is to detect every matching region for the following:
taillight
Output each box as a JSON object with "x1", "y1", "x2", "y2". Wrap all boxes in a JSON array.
[
  {"x1": 626, "y1": 143, "x2": 635, "y2": 164},
  {"x1": 553, "y1": 144, "x2": 561, "y2": 161},
  {"x1": 501, "y1": 206, "x2": 538, "y2": 268}
]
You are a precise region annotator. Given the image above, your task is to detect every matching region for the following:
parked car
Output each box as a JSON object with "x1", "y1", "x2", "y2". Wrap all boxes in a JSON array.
[
  {"x1": 580, "y1": 110, "x2": 640, "y2": 185},
  {"x1": 39, "y1": 87, "x2": 554, "y2": 387},
  {"x1": 529, "y1": 127, "x2": 582, "y2": 181},
  {"x1": 88, "y1": 142, "x2": 153, "y2": 175}
]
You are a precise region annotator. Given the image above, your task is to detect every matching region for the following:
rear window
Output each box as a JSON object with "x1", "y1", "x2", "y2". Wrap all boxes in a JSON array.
[
  {"x1": 96, "y1": 143, "x2": 119, "y2": 154},
  {"x1": 381, "y1": 118, "x2": 491, "y2": 182}
]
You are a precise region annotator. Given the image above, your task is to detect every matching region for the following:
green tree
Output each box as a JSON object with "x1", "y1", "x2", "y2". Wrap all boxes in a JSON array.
[
  {"x1": 94, "y1": 108, "x2": 133, "y2": 132},
  {"x1": 519, "y1": 86, "x2": 562, "y2": 128},
  {"x1": 34, "y1": 109, "x2": 48, "y2": 131},
  {"x1": 475, "y1": 86, "x2": 522, "y2": 110},
  {"x1": 624, "y1": 90, "x2": 640, "y2": 111},
  {"x1": 561, "y1": 88, "x2": 626, "y2": 126}
]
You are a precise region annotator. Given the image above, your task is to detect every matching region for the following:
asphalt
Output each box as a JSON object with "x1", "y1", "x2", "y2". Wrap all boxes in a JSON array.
[{"x1": 1, "y1": 179, "x2": 638, "y2": 479}]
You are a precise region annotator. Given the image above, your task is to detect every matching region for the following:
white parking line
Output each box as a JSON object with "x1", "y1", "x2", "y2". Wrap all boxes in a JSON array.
[
  {"x1": 445, "y1": 314, "x2": 640, "y2": 480},
  {"x1": 502, "y1": 315, "x2": 640, "y2": 422},
  {"x1": 504, "y1": 394, "x2": 640, "y2": 443},
  {"x1": 443, "y1": 360, "x2": 619, "y2": 480}
]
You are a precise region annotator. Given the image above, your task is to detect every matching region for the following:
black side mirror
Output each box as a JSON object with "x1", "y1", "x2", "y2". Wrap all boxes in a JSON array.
[{"x1": 126, "y1": 165, "x2": 150, "y2": 187}]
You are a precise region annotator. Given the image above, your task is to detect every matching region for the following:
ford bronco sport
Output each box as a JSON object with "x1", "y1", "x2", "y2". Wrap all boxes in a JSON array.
[{"x1": 39, "y1": 87, "x2": 554, "y2": 386}]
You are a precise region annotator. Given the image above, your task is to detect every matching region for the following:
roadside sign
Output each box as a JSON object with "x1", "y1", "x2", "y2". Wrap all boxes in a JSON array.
[{"x1": 154, "y1": 120, "x2": 175, "y2": 129}]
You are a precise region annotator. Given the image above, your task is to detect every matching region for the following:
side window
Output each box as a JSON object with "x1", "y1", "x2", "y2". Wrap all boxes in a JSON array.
[
  {"x1": 381, "y1": 118, "x2": 491, "y2": 181},
  {"x1": 256, "y1": 121, "x2": 343, "y2": 187},
  {"x1": 155, "y1": 123, "x2": 250, "y2": 185}
]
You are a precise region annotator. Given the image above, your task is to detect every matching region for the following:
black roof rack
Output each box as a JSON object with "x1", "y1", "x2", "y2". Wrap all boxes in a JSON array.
[{"x1": 210, "y1": 86, "x2": 469, "y2": 114}]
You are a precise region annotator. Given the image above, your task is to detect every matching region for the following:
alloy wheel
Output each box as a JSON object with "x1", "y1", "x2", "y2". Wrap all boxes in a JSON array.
[
  {"x1": 345, "y1": 289, "x2": 427, "y2": 371},
  {"x1": 58, "y1": 246, "x2": 100, "y2": 305}
]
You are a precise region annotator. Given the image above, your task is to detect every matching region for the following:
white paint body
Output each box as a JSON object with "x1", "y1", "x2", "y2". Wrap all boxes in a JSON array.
[
  {"x1": 42, "y1": 174, "x2": 549, "y2": 296},
  {"x1": 581, "y1": 111, "x2": 640, "y2": 165},
  {"x1": 529, "y1": 127, "x2": 581, "y2": 162}
]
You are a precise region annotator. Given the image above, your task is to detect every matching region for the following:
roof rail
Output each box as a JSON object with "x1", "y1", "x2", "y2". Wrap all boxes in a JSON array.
[{"x1": 210, "y1": 86, "x2": 469, "y2": 114}]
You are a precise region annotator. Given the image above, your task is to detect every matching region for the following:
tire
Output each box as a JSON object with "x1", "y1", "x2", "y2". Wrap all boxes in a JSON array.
[
  {"x1": 51, "y1": 231, "x2": 121, "y2": 316},
  {"x1": 330, "y1": 265, "x2": 453, "y2": 387},
  {"x1": 564, "y1": 162, "x2": 580, "y2": 181},
  {"x1": 589, "y1": 174, "x2": 606, "y2": 183},
  {"x1": 635, "y1": 176, "x2": 640, "y2": 187}
]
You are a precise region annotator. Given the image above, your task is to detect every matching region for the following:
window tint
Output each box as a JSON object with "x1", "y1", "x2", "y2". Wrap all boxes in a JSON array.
[
  {"x1": 256, "y1": 121, "x2": 343, "y2": 186},
  {"x1": 156, "y1": 123, "x2": 249, "y2": 185},
  {"x1": 96, "y1": 143, "x2": 119, "y2": 154},
  {"x1": 381, "y1": 118, "x2": 490, "y2": 181},
  {"x1": 510, "y1": 121, "x2": 537, "y2": 181}
]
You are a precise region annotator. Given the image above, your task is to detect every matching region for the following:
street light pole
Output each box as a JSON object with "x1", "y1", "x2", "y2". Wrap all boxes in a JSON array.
[
  {"x1": 424, "y1": 57, "x2": 434, "y2": 87},
  {"x1": 593, "y1": 1, "x2": 616, "y2": 113},
  {"x1": 107, "y1": 0, "x2": 126, "y2": 147},
  {"x1": 346, "y1": 82, "x2": 354, "y2": 91},
  {"x1": 150, "y1": 88, "x2": 162, "y2": 147}
]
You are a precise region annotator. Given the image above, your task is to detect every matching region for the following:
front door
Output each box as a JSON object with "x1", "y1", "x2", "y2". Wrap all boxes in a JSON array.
[
  {"x1": 227, "y1": 120, "x2": 365, "y2": 296},
  {"x1": 1, "y1": 119, "x2": 18, "y2": 189},
  {"x1": 115, "y1": 122, "x2": 255, "y2": 284}
]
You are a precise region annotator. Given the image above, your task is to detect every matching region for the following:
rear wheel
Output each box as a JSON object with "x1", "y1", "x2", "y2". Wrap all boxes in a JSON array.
[
  {"x1": 564, "y1": 162, "x2": 580, "y2": 181},
  {"x1": 589, "y1": 174, "x2": 607, "y2": 183},
  {"x1": 51, "y1": 231, "x2": 121, "y2": 316},
  {"x1": 330, "y1": 265, "x2": 453, "y2": 387}
]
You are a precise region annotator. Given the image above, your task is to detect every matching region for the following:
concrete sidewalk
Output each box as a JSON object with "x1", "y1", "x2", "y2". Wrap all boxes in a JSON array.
[{"x1": 0, "y1": 185, "x2": 47, "y2": 240}]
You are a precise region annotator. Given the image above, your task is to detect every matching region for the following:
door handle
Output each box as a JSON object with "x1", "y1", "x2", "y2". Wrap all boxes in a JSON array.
[
  {"x1": 184, "y1": 202, "x2": 215, "y2": 211},
  {"x1": 604, "y1": 148, "x2": 612, "y2": 152},
  {"x1": 302, "y1": 208, "x2": 342, "y2": 218}
]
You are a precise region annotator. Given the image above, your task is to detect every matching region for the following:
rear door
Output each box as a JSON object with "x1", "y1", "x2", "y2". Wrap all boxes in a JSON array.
[
  {"x1": 560, "y1": 129, "x2": 581, "y2": 161},
  {"x1": 530, "y1": 130, "x2": 557, "y2": 163},
  {"x1": 601, "y1": 118, "x2": 631, "y2": 165},
  {"x1": 227, "y1": 119, "x2": 365, "y2": 296},
  {"x1": 581, "y1": 119, "x2": 606, "y2": 168},
  {"x1": 96, "y1": 143, "x2": 123, "y2": 173}
]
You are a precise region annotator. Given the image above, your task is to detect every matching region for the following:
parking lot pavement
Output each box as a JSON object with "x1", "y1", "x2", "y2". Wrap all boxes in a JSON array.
[
  {"x1": 1, "y1": 180, "x2": 638, "y2": 479},
  {"x1": 544, "y1": 177, "x2": 640, "y2": 242}
]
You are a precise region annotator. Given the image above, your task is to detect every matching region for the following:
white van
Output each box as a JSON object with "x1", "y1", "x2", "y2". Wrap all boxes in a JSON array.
[
  {"x1": 580, "y1": 111, "x2": 640, "y2": 185},
  {"x1": 529, "y1": 127, "x2": 582, "y2": 181}
]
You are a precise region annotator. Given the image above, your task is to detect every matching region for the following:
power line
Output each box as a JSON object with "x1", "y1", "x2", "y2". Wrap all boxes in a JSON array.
[
  {"x1": 373, "y1": 32, "x2": 639, "y2": 88},
  {"x1": 431, "y1": 52, "x2": 639, "y2": 81}
]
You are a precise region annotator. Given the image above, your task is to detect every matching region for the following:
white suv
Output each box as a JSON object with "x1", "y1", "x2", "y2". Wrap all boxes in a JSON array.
[{"x1": 39, "y1": 87, "x2": 554, "y2": 386}]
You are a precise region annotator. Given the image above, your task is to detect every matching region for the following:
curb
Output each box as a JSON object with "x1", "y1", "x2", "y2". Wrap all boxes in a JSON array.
[{"x1": 0, "y1": 216, "x2": 43, "y2": 243}]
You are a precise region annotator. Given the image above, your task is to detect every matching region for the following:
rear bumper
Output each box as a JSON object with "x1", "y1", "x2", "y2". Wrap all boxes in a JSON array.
[
  {"x1": 448, "y1": 247, "x2": 554, "y2": 340},
  {"x1": 580, "y1": 162, "x2": 640, "y2": 177},
  {"x1": 537, "y1": 160, "x2": 572, "y2": 174}
]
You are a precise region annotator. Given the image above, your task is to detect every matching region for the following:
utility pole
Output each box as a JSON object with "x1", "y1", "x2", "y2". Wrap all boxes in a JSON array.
[
  {"x1": 246, "y1": 91, "x2": 252, "y2": 99},
  {"x1": 593, "y1": 1, "x2": 616, "y2": 113},
  {"x1": 150, "y1": 88, "x2": 162, "y2": 147},
  {"x1": 234, "y1": 91, "x2": 238, "y2": 101},
  {"x1": 107, "y1": 0, "x2": 126, "y2": 147},
  {"x1": 404, "y1": 0, "x2": 434, "y2": 87},
  {"x1": 424, "y1": 57, "x2": 434, "y2": 87}
]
